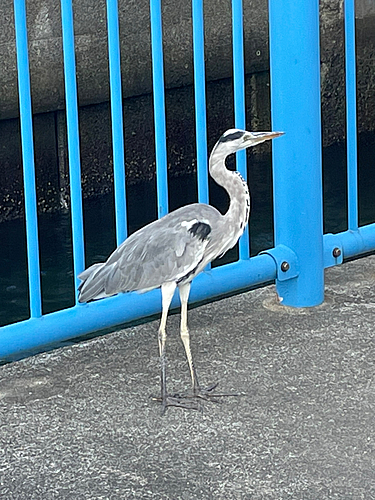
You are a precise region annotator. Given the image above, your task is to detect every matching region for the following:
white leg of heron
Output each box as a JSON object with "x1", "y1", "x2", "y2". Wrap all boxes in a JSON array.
[
  {"x1": 158, "y1": 281, "x2": 177, "y2": 411},
  {"x1": 178, "y1": 282, "x2": 200, "y2": 393}
]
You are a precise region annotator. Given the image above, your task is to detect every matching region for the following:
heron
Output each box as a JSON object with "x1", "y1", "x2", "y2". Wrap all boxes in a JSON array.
[{"x1": 78, "y1": 128, "x2": 283, "y2": 412}]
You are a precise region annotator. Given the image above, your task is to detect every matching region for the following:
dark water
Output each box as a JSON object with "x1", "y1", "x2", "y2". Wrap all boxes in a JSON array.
[{"x1": 0, "y1": 133, "x2": 374, "y2": 328}]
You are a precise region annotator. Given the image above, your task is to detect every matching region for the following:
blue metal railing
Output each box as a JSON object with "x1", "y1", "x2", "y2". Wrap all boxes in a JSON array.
[
  {"x1": 269, "y1": 0, "x2": 324, "y2": 306},
  {"x1": 232, "y1": 0, "x2": 249, "y2": 260},
  {"x1": 107, "y1": 0, "x2": 128, "y2": 245},
  {"x1": 1, "y1": 0, "x2": 374, "y2": 360},
  {"x1": 344, "y1": 0, "x2": 358, "y2": 231},
  {"x1": 150, "y1": 0, "x2": 169, "y2": 218},
  {"x1": 192, "y1": 0, "x2": 209, "y2": 205},
  {"x1": 13, "y1": 0, "x2": 42, "y2": 319},
  {"x1": 60, "y1": 0, "x2": 85, "y2": 299}
]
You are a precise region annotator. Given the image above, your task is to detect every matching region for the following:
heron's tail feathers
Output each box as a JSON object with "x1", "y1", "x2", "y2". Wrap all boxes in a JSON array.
[
  {"x1": 78, "y1": 262, "x2": 114, "y2": 303},
  {"x1": 78, "y1": 263, "x2": 102, "y2": 282}
]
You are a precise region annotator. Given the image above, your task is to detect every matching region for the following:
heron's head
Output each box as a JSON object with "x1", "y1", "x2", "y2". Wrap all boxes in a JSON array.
[{"x1": 215, "y1": 129, "x2": 284, "y2": 155}]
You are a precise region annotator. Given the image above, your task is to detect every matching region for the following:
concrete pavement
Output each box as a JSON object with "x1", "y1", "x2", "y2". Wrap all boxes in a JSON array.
[{"x1": 1, "y1": 256, "x2": 375, "y2": 499}]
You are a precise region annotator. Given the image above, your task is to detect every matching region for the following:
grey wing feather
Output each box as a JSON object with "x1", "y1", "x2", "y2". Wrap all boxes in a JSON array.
[
  {"x1": 78, "y1": 204, "x2": 220, "y2": 303},
  {"x1": 78, "y1": 263, "x2": 102, "y2": 281}
]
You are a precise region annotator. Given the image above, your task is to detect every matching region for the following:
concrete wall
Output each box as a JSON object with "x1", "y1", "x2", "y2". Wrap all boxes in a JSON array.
[
  {"x1": 320, "y1": 0, "x2": 375, "y2": 143},
  {"x1": 0, "y1": 0, "x2": 374, "y2": 220},
  {"x1": 0, "y1": 0, "x2": 270, "y2": 119}
]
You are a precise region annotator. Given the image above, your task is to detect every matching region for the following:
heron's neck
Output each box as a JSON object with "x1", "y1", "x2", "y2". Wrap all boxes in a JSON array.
[{"x1": 209, "y1": 148, "x2": 250, "y2": 232}]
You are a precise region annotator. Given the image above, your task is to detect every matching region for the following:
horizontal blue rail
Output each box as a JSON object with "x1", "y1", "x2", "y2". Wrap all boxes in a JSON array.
[
  {"x1": 2, "y1": 225, "x2": 375, "y2": 360},
  {"x1": 0, "y1": 254, "x2": 276, "y2": 360}
]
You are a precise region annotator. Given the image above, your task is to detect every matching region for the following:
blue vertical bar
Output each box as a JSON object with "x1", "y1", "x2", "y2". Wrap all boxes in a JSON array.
[
  {"x1": 150, "y1": 0, "x2": 169, "y2": 217},
  {"x1": 106, "y1": 0, "x2": 127, "y2": 244},
  {"x1": 269, "y1": 0, "x2": 324, "y2": 307},
  {"x1": 192, "y1": 0, "x2": 209, "y2": 205},
  {"x1": 232, "y1": 0, "x2": 249, "y2": 259},
  {"x1": 13, "y1": 0, "x2": 42, "y2": 318},
  {"x1": 344, "y1": 0, "x2": 358, "y2": 230},
  {"x1": 60, "y1": 0, "x2": 85, "y2": 300}
]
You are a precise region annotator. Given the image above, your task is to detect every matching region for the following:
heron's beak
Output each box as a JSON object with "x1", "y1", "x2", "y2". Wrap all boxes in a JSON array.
[{"x1": 243, "y1": 131, "x2": 284, "y2": 149}]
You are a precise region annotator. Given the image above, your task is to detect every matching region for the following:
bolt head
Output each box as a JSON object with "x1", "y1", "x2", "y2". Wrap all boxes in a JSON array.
[
  {"x1": 332, "y1": 247, "x2": 341, "y2": 258},
  {"x1": 281, "y1": 261, "x2": 290, "y2": 272}
]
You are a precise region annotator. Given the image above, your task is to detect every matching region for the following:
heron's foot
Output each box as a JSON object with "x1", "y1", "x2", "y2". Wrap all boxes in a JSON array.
[{"x1": 151, "y1": 383, "x2": 244, "y2": 413}]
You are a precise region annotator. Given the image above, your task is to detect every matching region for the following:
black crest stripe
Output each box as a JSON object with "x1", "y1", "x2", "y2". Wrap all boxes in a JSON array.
[{"x1": 219, "y1": 130, "x2": 244, "y2": 143}]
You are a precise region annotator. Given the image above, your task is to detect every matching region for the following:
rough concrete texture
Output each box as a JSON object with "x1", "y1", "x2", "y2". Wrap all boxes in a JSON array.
[{"x1": 1, "y1": 255, "x2": 375, "y2": 499}]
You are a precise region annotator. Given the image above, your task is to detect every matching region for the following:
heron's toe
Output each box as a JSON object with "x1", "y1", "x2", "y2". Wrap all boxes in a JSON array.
[
  {"x1": 151, "y1": 393, "x2": 200, "y2": 413},
  {"x1": 194, "y1": 382, "x2": 244, "y2": 402}
]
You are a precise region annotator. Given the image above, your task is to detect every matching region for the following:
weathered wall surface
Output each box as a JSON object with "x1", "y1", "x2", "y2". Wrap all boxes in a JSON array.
[
  {"x1": 320, "y1": 0, "x2": 375, "y2": 143},
  {"x1": 0, "y1": 0, "x2": 269, "y2": 119},
  {"x1": 0, "y1": 0, "x2": 374, "y2": 220}
]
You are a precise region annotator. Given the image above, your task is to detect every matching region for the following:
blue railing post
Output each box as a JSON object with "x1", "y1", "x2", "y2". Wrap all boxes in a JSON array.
[
  {"x1": 106, "y1": 0, "x2": 128, "y2": 245},
  {"x1": 232, "y1": 0, "x2": 250, "y2": 260},
  {"x1": 269, "y1": 0, "x2": 324, "y2": 307},
  {"x1": 61, "y1": 0, "x2": 85, "y2": 300},
  {"x1": 150, "y1": 0, "x2": 169, "y2": 218},
  {"x1": 344, "y1": 0, "x2": 358, "y2": 231},
  {"x1": 192, "y1": 0, "x2": 209, "y2": 205},
  {"x1": 13, "y1": 0, "x2": 42, "y2": 318}
]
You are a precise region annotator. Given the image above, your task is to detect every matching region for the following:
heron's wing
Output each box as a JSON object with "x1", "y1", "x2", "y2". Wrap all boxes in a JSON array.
[
  {"x1": 78, "y1": 204, "x2": 219, "y2": 302},
  {"x1": 105, "y1": 218, "x2": 211, "y2": 294},
  {"x1": 78, "y1": 263, "x2": 102, "y2": 281}
]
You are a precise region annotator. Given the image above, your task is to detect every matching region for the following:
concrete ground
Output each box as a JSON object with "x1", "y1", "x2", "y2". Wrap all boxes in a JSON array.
[{"x1": 1, "y1": 256, "x2": 375, "y2": 499}]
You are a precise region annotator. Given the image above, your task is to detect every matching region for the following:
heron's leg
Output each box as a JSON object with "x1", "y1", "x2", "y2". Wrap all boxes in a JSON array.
[
  {"x1": 155, "y1": 282, "x2": 198, "y2": 412},
  {"x1": 178, "y1": 282, "x2": 200, "y2": 394},
  {"x1": 178, "y1": 283, "x2": 240, "y2": 405},
  {"x1": 158, "y1": 282, "x2": 176, "y2": 411}
]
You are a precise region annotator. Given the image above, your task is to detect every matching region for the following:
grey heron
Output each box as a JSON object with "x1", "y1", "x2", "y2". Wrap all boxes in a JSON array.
[{"x1": 78, "y1": 128, "x2": 283, "y2": 412}]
